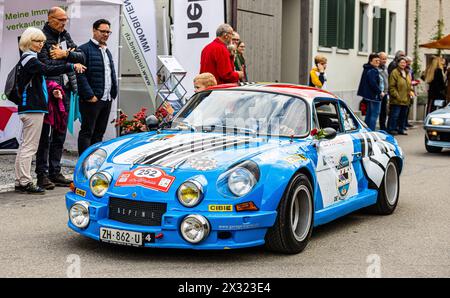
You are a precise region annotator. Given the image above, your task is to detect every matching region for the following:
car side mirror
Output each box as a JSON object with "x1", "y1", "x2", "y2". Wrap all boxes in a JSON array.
[
  {"x1": 146, "y1": 115, "x2": 160, "y2": 131},
  {"x1": 323, "y1": 127, "x2": 337, "y2": 140}
]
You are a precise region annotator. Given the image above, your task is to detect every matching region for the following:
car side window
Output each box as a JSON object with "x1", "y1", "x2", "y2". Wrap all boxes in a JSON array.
[
  {"x1": 314, "y1": 101, "x2": 343, "y2": 133},
  {"x1": 339, "y1": 104, "x2": 359, "y2": 132}
]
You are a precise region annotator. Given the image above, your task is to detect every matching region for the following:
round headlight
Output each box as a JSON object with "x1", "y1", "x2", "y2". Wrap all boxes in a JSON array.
[
  {"x1": 89, "y1": 172, "x2": 111, "y2": 198},
  {"x1": 180, "y1": 215, "x2": 210, "y2": 244},
  {"x1": 177, "y1": 180, "x2": 203, "y2": 207},
  {"x1": 430, "y1": 118, "x2": 445, "y2": 126},
  {"x1": 228, "y1": 167, "x2": 257, "y2": 197},
  {"x1": 69, "y1": 201, "x2": 90, "y2": 229},
  {"x1": 82, "y1": 149, "x2": 107, "y2": 179}
]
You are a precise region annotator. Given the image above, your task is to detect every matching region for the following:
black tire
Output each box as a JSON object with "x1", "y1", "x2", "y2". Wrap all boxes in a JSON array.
[
  {"x1": 425, "y1": 137, "x2": 443, "y2": 153},
  {"x1": 265, "y1": 174, "x2": 314, "y2": 254},
  {"x1": 368, "y1": 159, "x2": 400, "y2": 215}
]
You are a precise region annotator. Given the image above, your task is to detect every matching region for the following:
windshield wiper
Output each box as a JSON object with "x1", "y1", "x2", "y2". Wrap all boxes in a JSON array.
[{"x1": 201, "y1": 125, "x2": 257, "y2": 136}]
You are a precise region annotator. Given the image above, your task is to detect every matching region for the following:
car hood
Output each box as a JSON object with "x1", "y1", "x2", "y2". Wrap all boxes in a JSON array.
[
  {"x1": 429, "y1": 104, "x2": 450, "y2": 118},
  {"x1": 109, "y1": 132, "x2": 291, "y2": 171}
]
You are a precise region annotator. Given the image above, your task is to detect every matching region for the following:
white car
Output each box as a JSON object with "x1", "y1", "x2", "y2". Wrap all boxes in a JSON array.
[{"x1": 424, "y1": 103, "x2": 450, "y2": 153}]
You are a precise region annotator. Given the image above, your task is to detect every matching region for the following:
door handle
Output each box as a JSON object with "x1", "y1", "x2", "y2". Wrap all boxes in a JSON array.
[{"x1": 352, "y1": 152, "x2": 362, "y2": 159}]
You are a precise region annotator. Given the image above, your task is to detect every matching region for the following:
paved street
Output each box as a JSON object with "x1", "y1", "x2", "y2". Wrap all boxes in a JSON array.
[{"x1": 0, "y1": 126, "x2": 449, "y2": 278}]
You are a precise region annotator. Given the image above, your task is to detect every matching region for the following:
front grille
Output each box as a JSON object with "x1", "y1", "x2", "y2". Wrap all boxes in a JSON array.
[{"x1": 108, "y1": 197, "x2": 167, "y2": 227}]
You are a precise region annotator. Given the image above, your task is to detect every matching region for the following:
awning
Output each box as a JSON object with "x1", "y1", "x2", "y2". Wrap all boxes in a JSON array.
[{"x1": 419, "y1": 34, "x2": 450, "y2": 50}]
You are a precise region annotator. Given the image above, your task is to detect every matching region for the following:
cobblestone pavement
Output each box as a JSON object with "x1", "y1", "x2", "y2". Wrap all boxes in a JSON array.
[{"x1": 0, "y1": 152, "x2": 78, "y2": 191}]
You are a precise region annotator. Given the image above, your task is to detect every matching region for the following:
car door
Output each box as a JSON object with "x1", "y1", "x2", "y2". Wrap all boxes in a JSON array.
[
  {"x1": 337, "y1": 100, "x2": 397, "y2": 189},
  {"x1": 313, "y1": 99, "x2": 360, "y2": 209}
]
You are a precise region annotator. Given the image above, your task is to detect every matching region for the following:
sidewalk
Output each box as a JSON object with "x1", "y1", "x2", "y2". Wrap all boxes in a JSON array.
[{"x1": 0, "y1": 151, "x2": 78, "y2": 192}]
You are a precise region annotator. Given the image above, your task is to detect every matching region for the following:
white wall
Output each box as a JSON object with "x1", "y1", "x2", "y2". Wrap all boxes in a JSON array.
[{"x1": 312, "y1": 0, "x2": 407, "y2": 111}]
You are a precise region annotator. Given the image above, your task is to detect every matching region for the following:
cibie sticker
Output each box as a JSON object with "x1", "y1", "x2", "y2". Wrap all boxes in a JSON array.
[{"x1": 115, "y1": 167, "x2": 175, "y2": 192}]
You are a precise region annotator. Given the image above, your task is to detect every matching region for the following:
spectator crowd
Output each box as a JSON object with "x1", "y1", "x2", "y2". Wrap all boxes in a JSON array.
[
  {"x1": 357, "y1": 51, "x2": 449, "y2": 135},
  {"x1": 10, "y1": 7, "x2": 117, "y2": 195},
  {"x1": 6, "y1": 15, "x2": 450, "y2": 196}
]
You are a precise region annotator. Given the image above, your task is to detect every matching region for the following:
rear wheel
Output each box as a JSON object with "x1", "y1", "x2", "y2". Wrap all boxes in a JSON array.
[
  {"x1": 265, "y1": 174, "x2": 314, "y2": 254},
  {"x1": 425, "y1": 137, "x2": 443, "y2": 153},
  {"x1": 368, "y1": 159, "x2": 400, "y2": 215}
]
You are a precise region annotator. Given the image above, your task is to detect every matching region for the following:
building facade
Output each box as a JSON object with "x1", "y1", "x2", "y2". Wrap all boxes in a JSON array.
[
  {"x1": 407, "y1": 0, "x2": 450, "y2": 72},
  {"x1": 229, "y1": 0, "x2": 407, "y2": 110}
]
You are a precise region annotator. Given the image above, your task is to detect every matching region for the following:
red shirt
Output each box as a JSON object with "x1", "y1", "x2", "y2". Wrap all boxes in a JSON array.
[{"x1": 200, "y1": 38, "x2": 239, "y2": 84}]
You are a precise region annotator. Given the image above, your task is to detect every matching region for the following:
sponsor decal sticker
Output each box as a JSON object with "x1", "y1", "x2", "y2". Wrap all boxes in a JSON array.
[
  {"x1": 285, "y1": 154, "x2": 307, "y2": 164},
  {"x1": 75, "y1": 188, "x2": 86, "y2": 198},
  {"x1": 209, "y1": 205, "x2": 233, "y2": 212},
  {"x1": 336, "y1": 155, "x2": 353, "y2": 199},
  {"x1": 115, "y1": 167, "x2": 175, "y2": 192}
]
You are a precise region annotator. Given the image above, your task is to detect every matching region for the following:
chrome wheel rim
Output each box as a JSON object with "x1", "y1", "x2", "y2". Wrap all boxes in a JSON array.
[
  {"x1": 385, "y1": 162, "x2": 399, "y2": 205},
  {"x1": 290, "y1": 185, "x2": 313, "y2": 242}
]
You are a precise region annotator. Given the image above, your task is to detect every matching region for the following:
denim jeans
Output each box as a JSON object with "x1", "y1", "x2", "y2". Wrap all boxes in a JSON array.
[
  {"x1": 364, "y1": 100, "x2": 382, "y2": 131},
  {"x1": 388, "y1": 105, "x2": 408, "y2": 133}
]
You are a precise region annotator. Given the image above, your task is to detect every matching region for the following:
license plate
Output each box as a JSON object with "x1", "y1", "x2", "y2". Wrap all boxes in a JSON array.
[{"x1": 100, "y1": 228, "x2": 154, "y2": 247}]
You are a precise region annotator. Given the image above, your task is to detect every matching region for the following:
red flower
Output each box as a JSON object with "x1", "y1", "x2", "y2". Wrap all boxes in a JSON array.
[{"x1": 311, "y1": 128, "x2": 319, "y2": 136}]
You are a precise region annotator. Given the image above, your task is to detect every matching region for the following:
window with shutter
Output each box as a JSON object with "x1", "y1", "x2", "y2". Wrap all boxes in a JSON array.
[
  {"x1": 319, "y1": 0, "x2": 355, "y2": 49},
  {"x1": 372, "y1": 7, "x2": 387, "y2": 52},
  {"x1": 359, "y1": 2, "x2": 369, "y2": 52}
]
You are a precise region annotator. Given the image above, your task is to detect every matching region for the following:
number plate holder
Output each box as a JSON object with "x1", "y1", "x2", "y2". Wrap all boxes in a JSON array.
[{"x1": 100, "y1": 228, "x2": 155, "y2": 247}]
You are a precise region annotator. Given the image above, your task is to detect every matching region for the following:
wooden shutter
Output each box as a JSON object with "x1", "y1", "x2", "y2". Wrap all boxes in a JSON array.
[
  {"x1": 372, "y1": 7, "x2": 380, "y2": 52},
  {"x1": 327, "y1": 0, "x2": 338, "y2": 47},
  {"x1": 373, "y1": 7, "x2": 387, "y2": 52},
  {"x1": 378, "y1": 8, "x2": 387, "y2": 52},
  {"x1": 319, "y1": 0, "x2": 329, "y2": 47},
  {"x1": 344, "y1": 0, "x2": 355, "y2": 49}
]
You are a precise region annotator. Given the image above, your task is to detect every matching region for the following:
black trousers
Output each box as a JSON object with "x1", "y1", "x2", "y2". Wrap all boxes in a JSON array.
[
  {"x1": 379, "y1": 94, "x2": 388, "y2": 131},
  {"x1": 78, "y1": 100, "x2": 112, "y2": 156},
  {"x1": 35, "y1": 91, "x2": 70, "y2": 178}
]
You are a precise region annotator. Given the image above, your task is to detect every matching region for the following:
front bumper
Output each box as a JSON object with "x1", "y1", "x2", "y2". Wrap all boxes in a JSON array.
[
  {"x1": 66, "y1": 192, "x2": 277, "y2": 250},
  {"x1": 424, "y1": 126, "x2": 450, "y2": 148}
]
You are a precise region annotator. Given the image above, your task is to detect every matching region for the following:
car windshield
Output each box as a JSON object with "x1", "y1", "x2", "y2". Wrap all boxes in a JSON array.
[{"x1": 172, "y1": 90, "x2": 309, "y2": 137}]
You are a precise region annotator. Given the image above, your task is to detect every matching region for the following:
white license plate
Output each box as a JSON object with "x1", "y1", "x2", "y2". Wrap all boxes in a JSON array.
[{"x1": 100, "y1": 228, "x2": 143, "y2": 247}]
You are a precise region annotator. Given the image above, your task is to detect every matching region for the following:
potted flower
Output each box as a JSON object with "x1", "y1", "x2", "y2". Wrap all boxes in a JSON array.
[{"x1": 116, "y1": 107, "x2": 149, "y2": 135}]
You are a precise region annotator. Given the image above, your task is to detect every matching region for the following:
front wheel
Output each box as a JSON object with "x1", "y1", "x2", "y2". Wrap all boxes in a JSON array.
[
  {"x1": 265, "y1": 174, "x2": 314, "y2": 254},
  {"x1": 368, "y1": 159, "x2": 400, "y2": 215}
]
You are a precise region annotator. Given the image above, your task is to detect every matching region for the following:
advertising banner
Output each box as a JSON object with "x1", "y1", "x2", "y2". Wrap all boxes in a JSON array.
[
  {"x1": 173, "y1": 0, "x2": 225, "y2": 97},
  {"x1": 122, "y1": 0, "x2": 158, "y2": 106}
]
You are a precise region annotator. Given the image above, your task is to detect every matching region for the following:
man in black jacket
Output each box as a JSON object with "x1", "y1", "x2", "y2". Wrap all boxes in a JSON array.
[
  {"x1": 77, "y1": 19, "x2": 118, "y2": 156},
  {"x1": 36, "y1": 7, "x2": 85, "y2": 189}
]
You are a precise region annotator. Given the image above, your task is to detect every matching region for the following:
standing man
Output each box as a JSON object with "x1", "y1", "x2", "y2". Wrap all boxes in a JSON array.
[
  {"x1": 388, "y1": 50, "x2": 406, "y2": 75},
  {"x1": 200, "y1": 24, "x2": 244, "y2": 84},
  {"x1": 37, "y1": 7, "x2": 86, "y2": 189},
  {"x1": 77, "y1": 19, "x2": 118, "y2": 156},
  {"x1": 378, "y1": 52, "x2": 389, "y2": 131}
]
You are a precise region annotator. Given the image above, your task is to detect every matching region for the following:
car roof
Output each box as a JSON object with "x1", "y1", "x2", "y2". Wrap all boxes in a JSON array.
[{"x1": 206, "y1": 83, "x2": 339, "y2": 103}]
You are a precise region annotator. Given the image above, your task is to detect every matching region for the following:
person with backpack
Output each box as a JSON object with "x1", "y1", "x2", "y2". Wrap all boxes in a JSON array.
[{"x1": 13, "y1": 27, "x2": 85, "y2": 194}]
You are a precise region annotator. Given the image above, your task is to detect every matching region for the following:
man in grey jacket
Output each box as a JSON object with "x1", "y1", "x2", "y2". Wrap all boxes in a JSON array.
[{"x1": 378, "y1": 52, "x2": 389, "y2": 131}]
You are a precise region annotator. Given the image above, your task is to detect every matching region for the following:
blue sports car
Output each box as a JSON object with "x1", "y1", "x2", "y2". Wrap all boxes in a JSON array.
[{"x1": 66, "y1": 83, "x2": 404, "y2": 254}]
